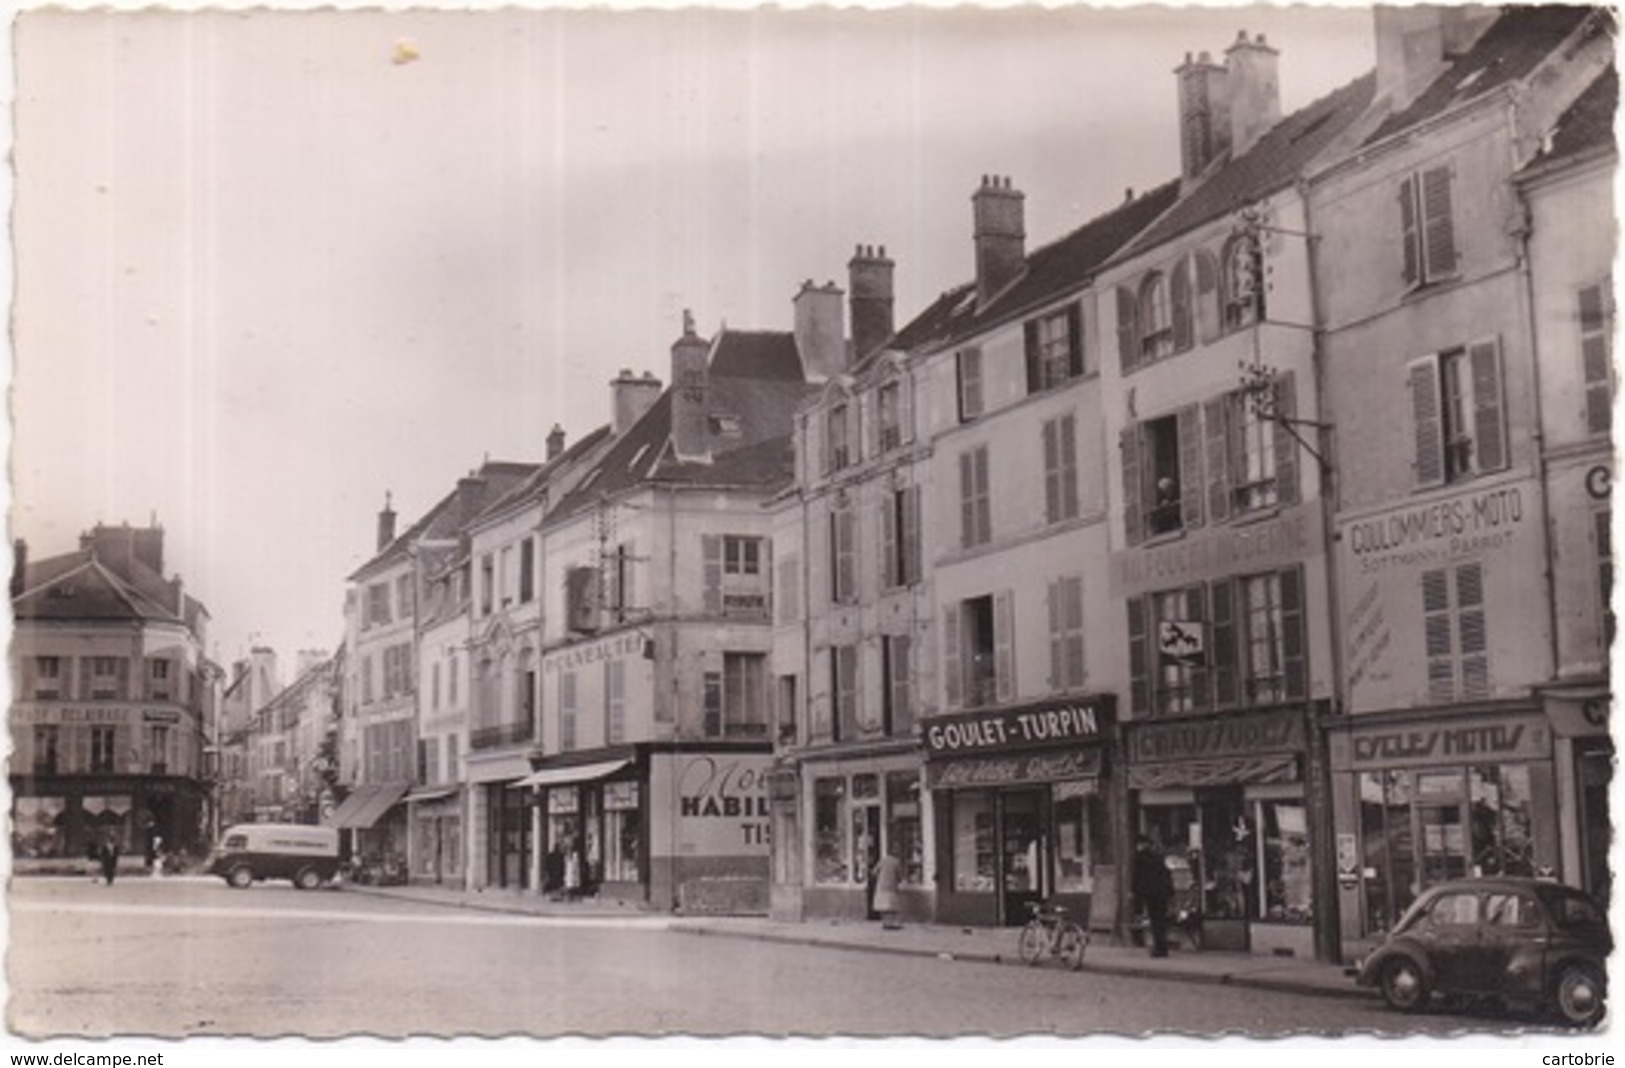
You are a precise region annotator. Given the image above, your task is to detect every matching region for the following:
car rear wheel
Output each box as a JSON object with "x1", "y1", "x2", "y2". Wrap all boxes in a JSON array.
[
  {"x1": 1553, "y1": 964, "x2": 1606, "y2": 1027},
  {"x1": 227, "y1": 865, "x2": 254, "y2": 890},
  {"x1": 1379, "y1": 957, "x2": 1430, "y2": 1013},
  {"x1": 294, "y1": 867, "x2": 322, "y2": 891}
]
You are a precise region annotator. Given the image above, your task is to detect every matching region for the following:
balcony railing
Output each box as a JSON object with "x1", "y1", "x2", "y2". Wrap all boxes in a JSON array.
[{"x1": 469, "y1": 717, "x2": 536, "y2": 751}]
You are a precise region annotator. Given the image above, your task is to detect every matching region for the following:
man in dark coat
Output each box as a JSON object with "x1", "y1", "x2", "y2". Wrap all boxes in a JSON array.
[
  {"x1": 1131, "y1": 835, "x2": 1174, "y2": 958},
  {"x1": 98, "y1": 836, "x2": 119, "y2": 886}
]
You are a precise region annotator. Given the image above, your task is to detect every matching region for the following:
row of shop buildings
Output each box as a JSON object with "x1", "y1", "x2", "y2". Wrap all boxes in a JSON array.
[{"x1": 263, "y1": 4, "x2": 1611, "y2": 965}]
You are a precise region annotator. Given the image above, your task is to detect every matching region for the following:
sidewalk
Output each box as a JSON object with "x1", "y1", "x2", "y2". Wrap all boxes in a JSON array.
[{"x1": 343, "y1": 880, "x2": 1370, "y2": 1002}]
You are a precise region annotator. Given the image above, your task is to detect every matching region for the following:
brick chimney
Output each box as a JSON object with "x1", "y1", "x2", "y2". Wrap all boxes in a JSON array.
[
  {"x1": 11, "y1": 538, "x2": 27, "y2": 600},
  {"x1": 848, "y1": 244, "x2": 895, "y2": 362},
  {"x1": 610, "y1": 369, "x2": 663, "y2": 436},
  {"x1": 1374, "y1": 5, "x2": 1497, "y2": 114},
  {"x1": 376, "y1": 493, "x2": 397, "y2": 552},
  {"x1": 792, "y1": 279, "x2": 846, "y2": 383},
  {"x1": 1226, "y1": 31, "x2": 1281, "y2": 159},
  {"x1": 670, "y1": 310, "x2": 712, "y2": 463},
  {"x1": 547, "y1": 423, "x2": 567, "y2": 460},
  {"x1": 973, "y1": 175, "x2": 1025, "y2": 307},
  {"x1": 1176, "y1": 49, "x2": 1231, "y2": 181},
  {"x1": 455, "y1": 473, "x2": 488, "y2": 527}
]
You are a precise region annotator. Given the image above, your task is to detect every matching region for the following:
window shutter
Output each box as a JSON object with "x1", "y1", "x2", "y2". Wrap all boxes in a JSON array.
[
  {"x1": 880, "y1": 492, "x2": 899, "y2": 589},
  {"x1": 1580, "y1": 284, "x2": 1614, "y2": 434},
  {"x1": 1186, "y1": 584, "x2": 1211, "y2": 708},
  {"x1": 1042, "y1": 419, "x2": 1061, "y2": 524},
  {"x1": 1468, "y1": 338, "x2": 1507, "y2": 473},
  {"x1": 760, "y1": 538, "x2": 773, "y2": 619},
  {"x1": 862, "y1": 389, "x2": 879, "y2": 461},
  {"x1": 1063, "y1": 575, "x2": 1085, "y2": 689},
  {"x1": 1408, "y1": 354, "x2": 1446, "y2": 489},
  {"x1": 898, "y1": 374, "x2": 915, "y2": 444},
  {"x1": 1121, "y1": 425, "x2": 1145, "y2": 546},
  {"x1": 1066, "y1": 303, "x2": 1085, "y2": 377},
  {"x1": 1116, "y1": 286, "x2": 1139, "y2": 371},
  {"x1": 1193, "y1": 249, "x2": 1220, "y2": 344},
  {"x1": 959, "y1": 451, "x2": 977, "y2": 549},
  {"x1": 902, "y1": 485, "x2": 921, "y2": 586},
  {"x1": 804, "y1": 413, "x2": 822, "y2": 484},
  {"x1": 1210, "y1": 578, "x2": 1237, "y2": 708},
  {"x1": 974, "y1": 447, "x2": 992, "y2": 545},
  {"x1": 1273, "y1": 371, "x2": 1300, "y2": 507},
  {"x1": 958, "y1": 348, "x2": 983, "y2": 421},
  {"x1": 1204, "y1": 396, "x2": 1232, "y2": 524},
  {"x1": 1177, "y1": 404, "x2": 1204, "y2": 529},
  {"x1": 942, "y1": 605, "x2": 962, "y2": 711},
  {"x1": 1170, "y1": 257, "x2": 1194, "y2": 352},
  {"x1": 1024, "y1": 319, "x2": 1042, "y2": 394},
  {"x1": 994, "y1": 589, "x2": 1016, "y2": 704},
  {"x1": 838, "y1": 508, "x2": 857, "y2": 604},
  {"x1": 1061, "y1": 415, "x2": 1079, "y2": 520},
  {"x1": 1281, "y1": 566, "x2": 1307, "y2": 700},
  {"x1": 1399, "y1": 174, "x2": 1420, "y2": 287},
  {"x1": 1046, "y1": 579, "x2": 1063, "y2": 691},
  {"x1": 890, "y1": 635, "x2": 913, "y2": 736},
  {"x1": 1127, "y1": 596, "x2": 1148, "y2": 714},
  {"x1": 1457, "y1": 563, "x2": 1489, "y2": 699},
  {"x1": 701, "y1": 534, "x2": 722, "y2": 614},
  {"x1": 1421, "y1": 165, "x2": 1457, "y2": 280},
  {"x1": 1423, "y1": 568, "x2": 1454, "y2": 702}
]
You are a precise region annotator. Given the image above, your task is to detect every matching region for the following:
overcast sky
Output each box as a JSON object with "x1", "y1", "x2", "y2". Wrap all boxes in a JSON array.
[{"x1": 9, "y1": 3, "x2": 1376, "y2": 678}]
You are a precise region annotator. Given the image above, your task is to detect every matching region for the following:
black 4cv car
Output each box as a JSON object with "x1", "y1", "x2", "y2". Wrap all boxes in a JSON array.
[{"x1": 1356, "y1": 877, "x2": 1611, "y2": 1026}]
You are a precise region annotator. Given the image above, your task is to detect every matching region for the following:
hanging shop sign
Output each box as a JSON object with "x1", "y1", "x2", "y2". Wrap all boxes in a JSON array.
[
  {"x1": 927, "y1": 747, "x2": 1102, "y2": 790},
  {"x1": 922, "y1": 697, "x2": 1113, "y2": 756}
]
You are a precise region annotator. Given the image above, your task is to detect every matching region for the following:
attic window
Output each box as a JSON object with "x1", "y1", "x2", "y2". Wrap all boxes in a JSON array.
[
  {"x1": 710, "y1": 413, "x2": 743, "y2": 437},
  {"x1": 48, "y1": 584, "x2": 76, "y2": 599}
]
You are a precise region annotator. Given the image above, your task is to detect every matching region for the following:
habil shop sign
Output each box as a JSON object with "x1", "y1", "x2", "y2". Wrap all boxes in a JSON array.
[{"x1": 923, "y1": 698, "x2": 1112, "y2": 756}]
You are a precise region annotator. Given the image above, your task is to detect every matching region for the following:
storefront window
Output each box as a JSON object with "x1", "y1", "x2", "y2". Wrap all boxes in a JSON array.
[
  {"x1": 850, "y1": 774, "x2": 880, "y2": 882},
  {"x1": 1416, "y1": 770, "x2": 1468, "y2": 885},
  {"x1": 884, "y1": 772, "x2": 923, "y2": 886},
  {"x1": 1469, "y1": 764, "x2": 1533, "y2": 877},
  {"x1": 952, "y1": 794, "x2": 995, "y2": 892},
  {"x1": 1257, "y1": 800, "x2": 1311, "y2": 924},
  {"x1": 603, "y1": 782, "x2": 640, "y2": 882},
  {"x1": 1359, "y1": 771, "x2": 1398, "y2": 933},
  {"x1": 1052, "y1": 784, "x2": 1093, "y2": 894},
  {"x1": 1199, "y1": 791, "x2": 1254, "y2": 921},
  {"x1": 813, "y1": 778, "x2": 848, "y2": 884}
]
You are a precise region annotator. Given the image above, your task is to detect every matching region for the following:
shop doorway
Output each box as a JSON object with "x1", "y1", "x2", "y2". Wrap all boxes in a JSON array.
[
  {"x1": 999, "y1": 790, "x2": 1046, "y2": 925},
  {"x1": 1577, "y1": 746, "x2": 1613, "y2": 907}
]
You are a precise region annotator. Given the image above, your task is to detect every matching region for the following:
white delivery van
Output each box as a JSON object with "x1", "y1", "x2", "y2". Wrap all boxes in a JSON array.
[{"x1": 209, "y1": 823, "x2": 341, "y2": 890}]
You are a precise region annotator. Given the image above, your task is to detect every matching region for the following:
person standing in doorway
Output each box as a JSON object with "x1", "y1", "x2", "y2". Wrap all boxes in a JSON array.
[
  {"x1": 98, "y1": 835, "x2": 119, "y2": 887},
  {"x1": 1131, "y1": 835, "x2": 1174, "y2": 958},
  {"x1": 871, "y1": 849, "x2": 903, "y2": 930}
]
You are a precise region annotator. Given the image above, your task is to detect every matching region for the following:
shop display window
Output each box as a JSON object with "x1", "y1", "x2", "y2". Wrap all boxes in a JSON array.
[
  {"x1": 885, "y1": 772, "x2": 924, "y2": 885},
  {"x1": 952, "y1": 794, "x2": 996, "y2": 892},
  {"x1": 1258, "y1": 801, "x2": 1311, "y2": 923},
  {"x1": 1052, "y1": 788, "x2": 1092, "y2": 894},
  {"x1": 1469, "y1": 764, "x2": 1533, "y2": 877},
  {"x1": 814, "y1": 778, "x2": 848, "y2": 884},
  {"x1": 603, "y1": 782, "x2": 640, "y2": 882}
]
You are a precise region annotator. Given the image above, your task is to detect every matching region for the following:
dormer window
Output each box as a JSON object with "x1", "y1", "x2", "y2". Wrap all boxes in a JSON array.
[
  {"x1": 826, "y1": 402, "x2": 852, "y2": 472},
  {"x1": 877, "y1": 382, "x2": 903, "y2": 452},
  {"x1": 1137, "y1": 272, "x2": 1174, "y2": 360}
]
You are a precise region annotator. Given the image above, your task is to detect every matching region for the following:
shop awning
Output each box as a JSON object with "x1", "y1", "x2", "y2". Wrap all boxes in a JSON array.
[
  {"x1": 513, "y1": 758, "x2": 631, "y2": 790},
  {"x1": 327, "y1": 783, "x2": 411, "y2": 829},
  {"x1": 403, "y1": 786, "x2": 458, "y2": 804},
  {"x1": 1127, "y1": 754, "x2": 1298, "y2": 791}
]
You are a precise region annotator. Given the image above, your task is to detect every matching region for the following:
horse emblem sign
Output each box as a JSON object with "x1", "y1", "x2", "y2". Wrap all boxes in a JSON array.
[{"x1": 1157, "y1": 619, "x2": 1206, "y2": 666}]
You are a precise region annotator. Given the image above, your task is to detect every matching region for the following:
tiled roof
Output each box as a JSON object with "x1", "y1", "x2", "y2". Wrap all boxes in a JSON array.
[
  {"x1": 350, "y1": 459, "x2": 539, "y2": 581},
  {"x1": 888, "y1": 181, "x2": 1183, "y2": 356},
  {"x1": 13, "y1": 554, "x2": 183, "y2": 624},
  {"x1": 551, "y1": 331, "x2": 814, "y2": 519},
  {"x1": 711, "y1": 330, "x2": 805, "y2": 380},
  {"x1": 1366, "y1": 6, "x2": 1596, "y2": 146},
  {"x1": 1114, "y1": 71, "x2": 1377, "y2": 262},
  {"x1": 1532, "y1": 65, "x2": 1617, "y2": 166}
]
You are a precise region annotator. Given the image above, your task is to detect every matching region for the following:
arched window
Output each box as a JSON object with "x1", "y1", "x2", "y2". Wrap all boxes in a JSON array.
[
  {"x1": 1137, "y1": 271, "x2": 1173, "y2": 360},
  {"x1": 1222, "y1": 234, "x2": 1264, "y2": 330},
  {"x1": 1192, "y1": 248, "x2": 1221, "y2": 343},
  {"x1": 1169, "y1": 257, "x2": 1195, "y2": 353}
]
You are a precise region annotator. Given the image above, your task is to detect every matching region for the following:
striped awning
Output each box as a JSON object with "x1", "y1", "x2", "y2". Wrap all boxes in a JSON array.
[
  {"x1": 512, "y1": 758, "x2": 631, "y2": 790},
  {"x1": 1127, "y1": 754, "x2": 1299, "y2": 791},
  {"x1": 326, "y1": 782, "x2": 411, "y2": 829}
]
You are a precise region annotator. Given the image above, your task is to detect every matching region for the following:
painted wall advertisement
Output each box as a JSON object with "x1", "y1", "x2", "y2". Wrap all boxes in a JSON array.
[
  {"x1": 1338, "y1": 477, "x2": 1546, "y2": 712},
  {"x1": 649, "y1": 751, "x2": 771, "y2": 858}
]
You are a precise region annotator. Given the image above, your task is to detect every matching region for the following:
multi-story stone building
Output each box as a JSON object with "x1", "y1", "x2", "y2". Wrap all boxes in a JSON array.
[
  {"x1": 9, "y1": 523, "x2": 218, "y2": 865},
  {"x1": 335, "y1": 463, "x2": 536, "y2": 869},
  {"x1": 247, "y1": 649, "x2": 339, "y2": 824},
  {"x1": 1305, "y1": 4, "x2": 1612, "y2": 958},
  {"x1": 509, "y1": 316, "x2": 815, "y2": 912}
]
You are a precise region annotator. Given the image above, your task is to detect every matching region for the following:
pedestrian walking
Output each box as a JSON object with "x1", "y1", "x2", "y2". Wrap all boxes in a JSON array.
[
  {"x1": 98, "y1": 837, "x2": 119, "y2": 886},
  {"x1": 871, "y1": 850, "x2": 903, "y2": 930},
  {"x1": 1131, "y1": 835, "x2": 1174, "y2": 958}
]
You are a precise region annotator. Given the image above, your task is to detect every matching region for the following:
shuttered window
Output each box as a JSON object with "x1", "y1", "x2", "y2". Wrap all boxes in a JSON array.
[
  {"x1": 881, "y1": 485, "x2": 922, "y2": 589},
  {"x1": 1043, "y1": 414, "x2": 1080, "y2": 524},
  {"x1": 1047, "y1": 575, "x2": 1086, "y2": 692},
  {"x1": 832, "y1": 644, "x2": 859, "y2": 742},
  {"x1": 882, "y1": 635, "x2": 913, "y2": 737},
  {"x1": 1409, "y1": 339, "x2": 1507, "y2": 488},
  {"x1": 1025, "y1": 304, "x2": 1086, "y2": 393},
  {"x1": 605, "y1": 659, "x2": 626, "y2": 745},
  {"x1": 831, "y1": 506, "x2": 857, "y2": 604},
  {"x1": 1424, "y1": 562, "x2": 1489, "y2": 702},
  {"x1": 1399, "y1": 165, "x2": 1458, "y2": 288},
  {"x1": 1579, "y1": 282, "x2": 1614, "y2": 435},
  {"x1": 957, "y1": 348, "x2": 984, "y2": 422},
  {"x1": 960, "y1": 445, "x2": 992, "y2": 548}
]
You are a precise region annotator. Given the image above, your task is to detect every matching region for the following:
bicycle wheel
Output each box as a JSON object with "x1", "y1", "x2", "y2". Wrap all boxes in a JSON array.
[
  {"x1": 1017, "y1": 922, "x2": 1046, "y2": 966},
  {"x1": 1057, "y1": 922, "x2": 1088, "y2": 971}
]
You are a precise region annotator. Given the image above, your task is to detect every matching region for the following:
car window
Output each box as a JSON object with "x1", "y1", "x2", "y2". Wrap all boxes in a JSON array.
[
  {"x1": 1427, "y1": 892, "x2": 1480, "y2": 926},
  {"x1": 1541, "y1": 889, "x2": 1608, "y2": 928},
  {"x1": 1485, "y1": 893, "x2": 1539, "y2": 928},
  {"x1": 224, "y1": 834, "x2": 247, "y2": 850}
]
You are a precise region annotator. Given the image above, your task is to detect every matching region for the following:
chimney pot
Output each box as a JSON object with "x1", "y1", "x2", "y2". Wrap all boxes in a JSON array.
[
  {"x1": 670, "y1": 312, "x2": 711, "y2": 461},
  {"x1": 793, "y1": 275, "x2": 846, "y2": 383},
  {"x1": 972, "y1": 174, "x2": 1026, "y2": 307},
  {"x1": 1226, "y1": 25, "x2": 1282, "y2": 158},
  {"x1": 849, "y1": 240, "x2": 896, "y2": 361}
]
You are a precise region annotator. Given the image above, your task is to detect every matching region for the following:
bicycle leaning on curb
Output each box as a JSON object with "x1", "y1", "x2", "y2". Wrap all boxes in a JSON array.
[{"x1": 1018, "y1": 899, "x2": 1088, "y2": 971}]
